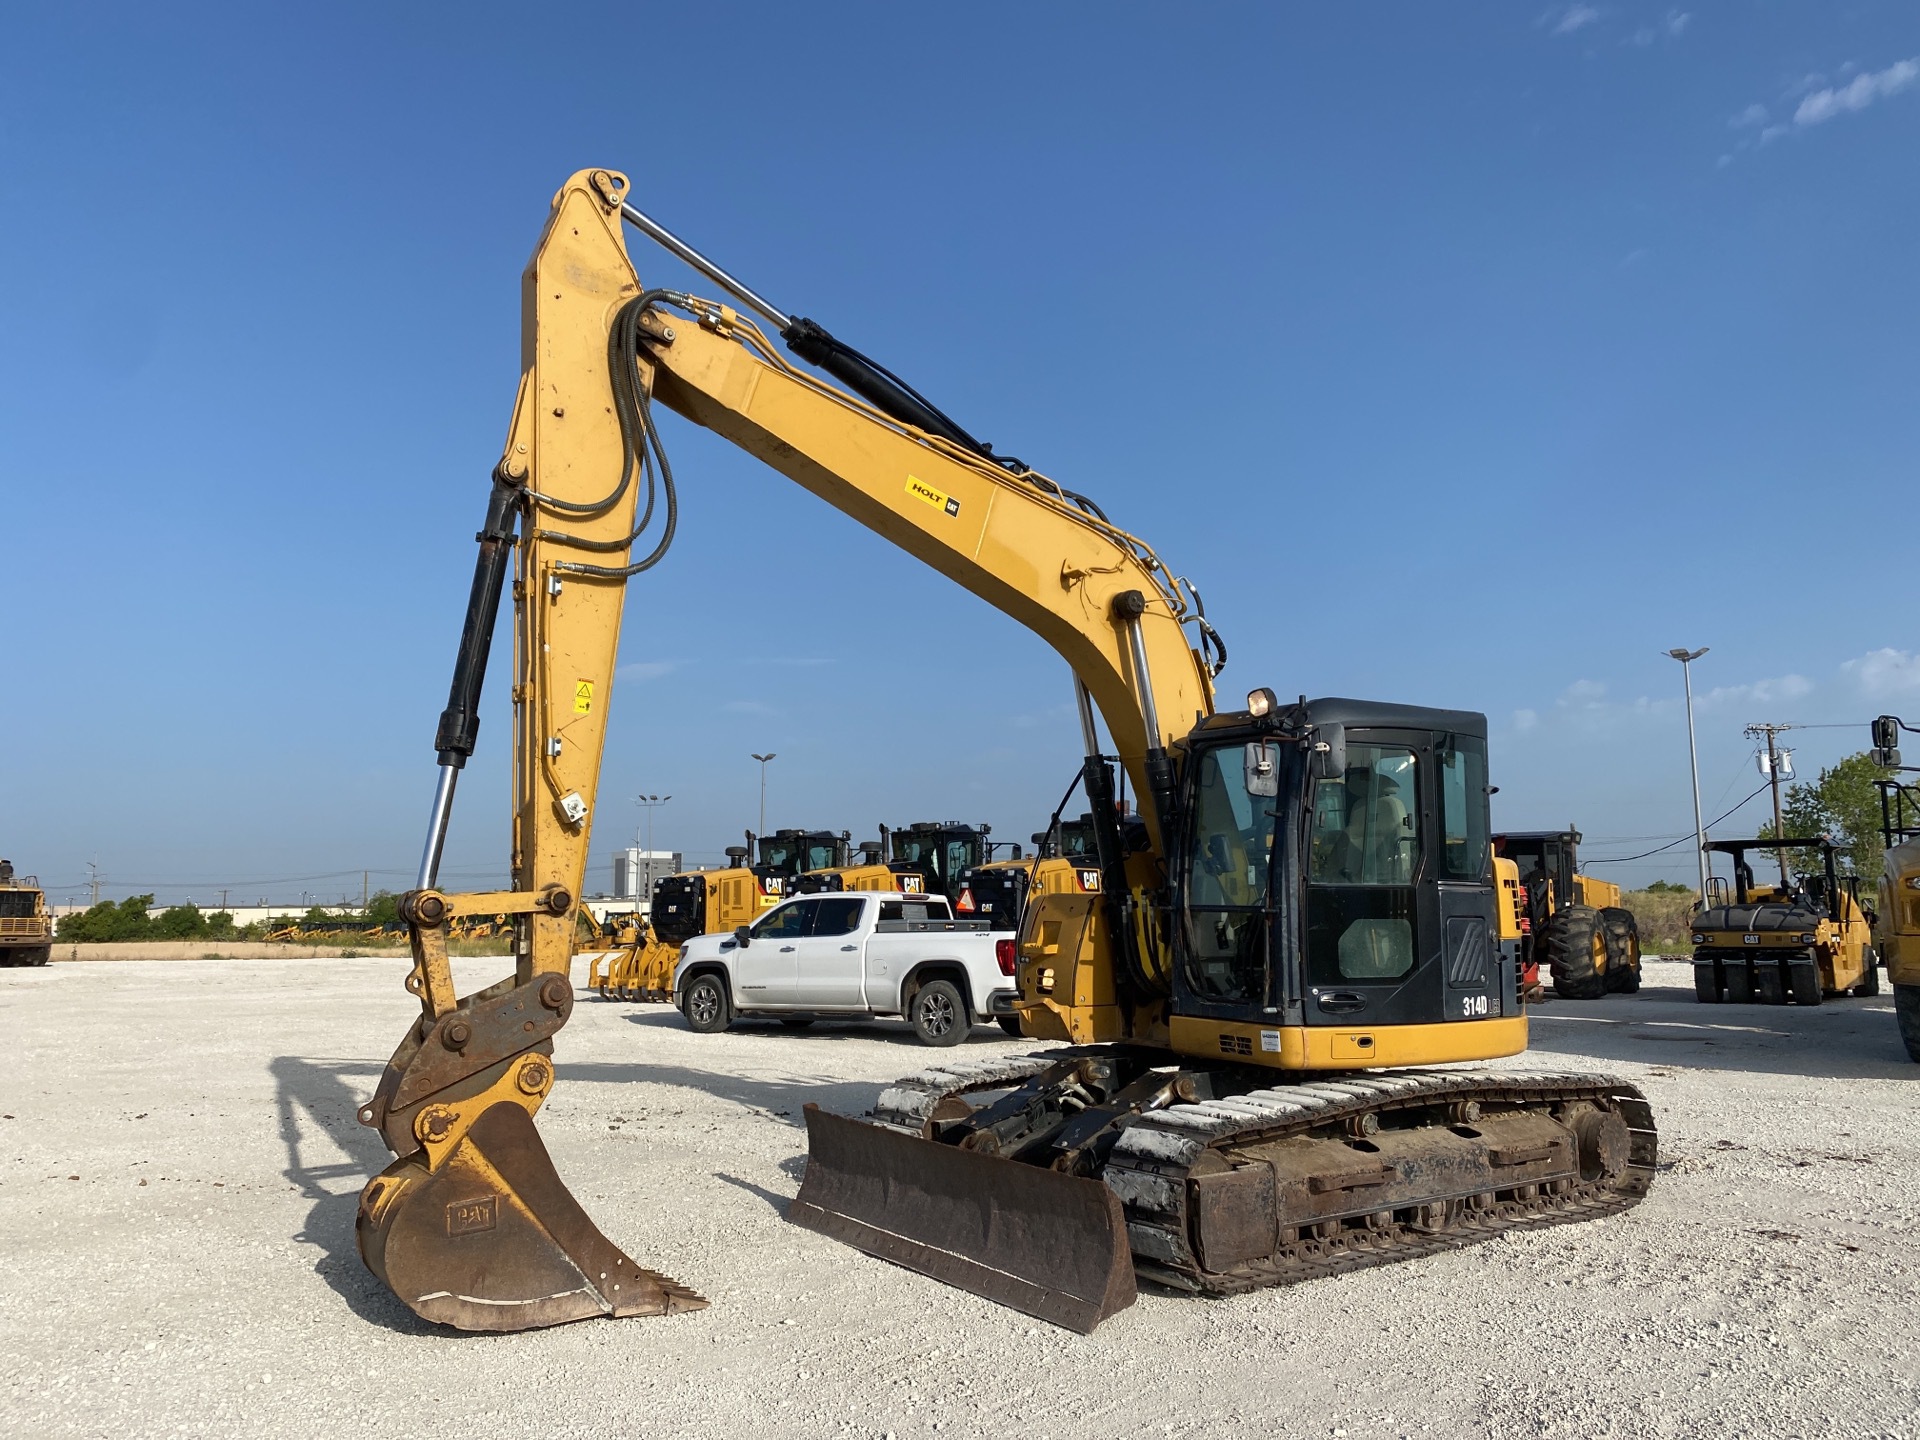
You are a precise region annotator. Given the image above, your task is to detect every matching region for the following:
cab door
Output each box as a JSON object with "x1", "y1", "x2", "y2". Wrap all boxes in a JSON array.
[
  {"x1": 1300, "y1": 727, "x2": 1501, "y2": 1027},
  {"x1": 1301, "y1": 730, "x2": 1442, "y2": 1028}
]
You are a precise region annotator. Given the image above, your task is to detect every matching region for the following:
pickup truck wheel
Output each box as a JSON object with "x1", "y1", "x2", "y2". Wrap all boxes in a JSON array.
[
  {"x1": 779, "y1": 1016, "x2": 815, "y2": 1030},
  {"x1": 997, "y1": 1015, "x2": 1023, "y2": 1038},
  {"x1": 681, "y1": 974, "x2": 732, "y2": 1034},
  {"x1": 910, "y1": 979, "x2": 968, "y2": 1047}
]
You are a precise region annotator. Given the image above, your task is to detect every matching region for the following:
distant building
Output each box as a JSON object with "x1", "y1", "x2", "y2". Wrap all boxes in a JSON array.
[{"x1": 614, "y1": 848, "x2": 681, "y2": 901}]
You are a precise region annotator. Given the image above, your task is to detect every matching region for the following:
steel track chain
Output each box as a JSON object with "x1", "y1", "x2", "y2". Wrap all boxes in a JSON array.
[{"x1": 865, "y1": 1057, "x2": 1658, "y2": 1296}]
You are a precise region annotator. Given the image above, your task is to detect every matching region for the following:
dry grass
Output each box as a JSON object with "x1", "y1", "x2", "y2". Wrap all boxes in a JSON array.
[{"x1": 1619, "y1": 888, "x2": 1700, "y2": 953}]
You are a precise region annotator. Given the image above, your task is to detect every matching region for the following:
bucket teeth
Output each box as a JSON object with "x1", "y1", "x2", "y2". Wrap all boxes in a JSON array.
[{"x1": 358, "y1": 1100, "x2": 706, "y2": 1331}]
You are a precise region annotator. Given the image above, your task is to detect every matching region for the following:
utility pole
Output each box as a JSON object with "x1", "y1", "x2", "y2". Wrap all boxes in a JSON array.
[
  {"x1": 362, "y1": 871, "x2": 369, "y2": 909},
  {"x1": 1666, "y1": 648, "x2": 1712, "y2": 904},
  {"x1": 750, "y1": 753, "x2": 777, "y2": 841},
  {"x1": 220, "y1": 888, "x2": 229, "y2": 910},
  {"x1": 88, "y1": 859, "x2": 100, "y2": 907},
  {"x1": 1744, "y1": 722, "x2": 1796, "y2": 887}
]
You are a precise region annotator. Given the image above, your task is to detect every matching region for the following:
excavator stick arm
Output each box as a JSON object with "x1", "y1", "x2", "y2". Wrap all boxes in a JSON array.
[{"x1": 357, "y1": 170, "x2": 706, "y2": 1330}]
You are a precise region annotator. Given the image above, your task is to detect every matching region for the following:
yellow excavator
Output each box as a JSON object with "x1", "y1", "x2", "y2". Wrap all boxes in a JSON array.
[{"x1": 356, "y1": 169, "x2": 1657, "y2": 1336}]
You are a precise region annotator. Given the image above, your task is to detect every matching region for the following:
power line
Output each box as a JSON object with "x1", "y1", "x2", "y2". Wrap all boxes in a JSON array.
[{"x1": 1582, "y1": 782, "x2": 1772, "y2": 864}]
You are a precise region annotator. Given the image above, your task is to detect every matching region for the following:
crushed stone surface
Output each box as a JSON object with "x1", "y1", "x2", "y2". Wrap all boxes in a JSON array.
[{"x1": 1, "y1": 955, "x2": 1914, "y2": 1439}]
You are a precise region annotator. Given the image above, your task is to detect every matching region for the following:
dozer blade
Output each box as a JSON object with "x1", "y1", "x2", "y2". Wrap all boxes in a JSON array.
[
  {"x1": 789, "y1": 1104, "x2": 1136, "y2": 1334},
  {"x1": 358, "y1": 1100, "x2": 706, "y2": 1332}
]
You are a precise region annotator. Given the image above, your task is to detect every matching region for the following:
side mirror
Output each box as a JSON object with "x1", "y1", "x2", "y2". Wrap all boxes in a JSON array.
[
  {"x1": 1872, "y1": 715, "x2": 1901, "y2": 768},
  {"x1": 1309, "y1": 723, "x2": 1346, "y2": 782},
  {"x1": 1245, "y1": 741, "x2": 1280, "y2": 797},
  {"x1": 733, "y1": 925, "x2": 751, "y2": 947}
]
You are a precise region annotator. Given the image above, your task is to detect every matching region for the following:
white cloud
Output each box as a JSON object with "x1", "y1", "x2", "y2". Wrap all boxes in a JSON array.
[
  {"x1": 1792, "y1": 57, "x2": 1919, "y2": 127},
  {"x1": 1552, "y1": 4, "x2": 1601, "y2": 35},
  {"x1": 1630, "y1": 10, "x2": 1690, "y2": 45},
  {"x1": 1842, "y1": 648, "x2": 1920, "y2": 698},
  {"x1": 1695, "y1": 674, "x2": 1813, "y2": 710},
  {"x1": 1729, "y1": 103, "x2": 1769, "y2": 129},
  {"x1": 1716, "y1": 153, "x2": 1734, "y2": 169},
  {"x1": 1513, "y1": 708, "x2": 1540, "y2": 734},
  {"x1": 1561, "y1": 679, "x2": 1609, "y2": 706}
]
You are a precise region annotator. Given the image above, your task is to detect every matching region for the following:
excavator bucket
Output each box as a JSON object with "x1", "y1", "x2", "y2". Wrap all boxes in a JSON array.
[
  {"x1": 789, "y1": 1105, "x2": 1136, "y2": 1334},
  {"x1": 358, "y1": 1100, "x2": 706, "y2": 1332}
]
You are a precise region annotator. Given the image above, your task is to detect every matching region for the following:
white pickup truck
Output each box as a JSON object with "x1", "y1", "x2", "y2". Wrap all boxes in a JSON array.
[{"x1": 673, "y1": 891, "x2": 1020, "y2": 1046}]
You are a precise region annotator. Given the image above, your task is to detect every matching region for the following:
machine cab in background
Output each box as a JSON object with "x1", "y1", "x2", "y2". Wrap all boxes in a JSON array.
[{"x1": 1173, "y1": 699, "x2": 1511, "y2": 1039}]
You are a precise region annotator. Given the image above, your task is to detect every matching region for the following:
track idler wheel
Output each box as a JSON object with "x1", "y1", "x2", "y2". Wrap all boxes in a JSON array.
[
  {"x1": 1566, "y1": 1102, "x2": 1631, "y2": 1183},
  {"x1": 358, "y1": 1097, "x2": 705, "y2": 1332}
]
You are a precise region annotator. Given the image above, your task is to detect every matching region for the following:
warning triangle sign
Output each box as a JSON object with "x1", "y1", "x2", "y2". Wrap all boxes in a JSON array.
[{"x1": 955, "y1": 889, "x2": 976, "y2": 912}]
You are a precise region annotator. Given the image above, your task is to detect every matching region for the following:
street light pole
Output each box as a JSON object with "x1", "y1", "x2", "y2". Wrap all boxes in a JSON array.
[
  {"x1": 1667, "y1": 647, "x2": 1712, "y2": 904},
  {"x1": 633, "y1": 793, "x2": 671, "y2": 896},
  {"x1": 750, "y1": 753, "x2": 777, "y2": 840}
]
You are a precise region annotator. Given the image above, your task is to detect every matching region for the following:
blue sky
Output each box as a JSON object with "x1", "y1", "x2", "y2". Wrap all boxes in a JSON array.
[{"x1": 2, "y1": 3, "x2": 1915, "y2": 907}]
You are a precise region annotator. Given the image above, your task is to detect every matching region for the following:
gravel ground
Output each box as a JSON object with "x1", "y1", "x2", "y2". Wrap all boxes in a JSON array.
[{"x1": 2, "y1": 955, "x2": 1915, "y2": 1440}]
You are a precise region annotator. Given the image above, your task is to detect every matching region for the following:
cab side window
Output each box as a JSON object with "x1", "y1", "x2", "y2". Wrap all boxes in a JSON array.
[
  {"x1": 811, "y1": 898, "x2": 866, "y2": 937},
  {"x1": 752, "y1": 900, "x2": 817, "y2": 939}
]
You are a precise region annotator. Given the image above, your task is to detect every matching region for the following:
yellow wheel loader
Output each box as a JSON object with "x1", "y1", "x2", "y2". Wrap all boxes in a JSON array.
[
  {"x1": 0, "y1": 862, "x2": 53, "y2": 966},
  {"x1": 1492, "y1": 829, "x2": 1642, "y2": 1000},
  {"x1": 1691, "y1": 838, "x2": 1878, "y2": 1005},
  {"x1": 356, "y1": 170, "x2": 1656, "y2": 1336}
]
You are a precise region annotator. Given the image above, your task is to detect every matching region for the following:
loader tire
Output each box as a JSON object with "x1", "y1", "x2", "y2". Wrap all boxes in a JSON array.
[
  {"x1": 997, "y1": 1015, "x2": 1024, "y2": 1038},
  {"x1": 681, "y1": 974, "x2": 732, "y2": 1034},
  {"x1": 909, "y1": 979, "x2": 968, "y2": 1047},
  {"x1": 1895, "y1": 985, "x2": 1920, "y2": 1063},
  {"x1": 1853, "y1": 950, "x2": 1881, "y2": 998},
  {"x1": 1546, "y1": 906, "x2": 1609, "y2": 1000},
  {"x1": 1600, "y1": 908, "x2": 1641, "y2": 993}
]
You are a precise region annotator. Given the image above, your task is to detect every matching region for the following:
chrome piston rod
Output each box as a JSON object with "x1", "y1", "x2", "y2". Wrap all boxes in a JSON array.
[
  {"x1": 416, "y1": 764, "x2": 459, "y2": 891},
  {"x1": 619, "y1": 201, "x2": 792, "y2": 333}
]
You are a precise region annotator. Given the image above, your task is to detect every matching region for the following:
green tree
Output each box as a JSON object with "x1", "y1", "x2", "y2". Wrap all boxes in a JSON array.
[
  {"x1": 55, "y1": 894, "x2": 156, "y2": 942},
  {"x1": 152, "y1": 904, "x2": 209, "y2": 940},
  {"x1": 1758, "y1": 751, "x2": 1896, "y2": 883},
  {"x1": 205, "y1": 911, "x2": 237, "y2": 940},
  {"x1": 363, "y1": 890, "x2": 401, "y2": 926}
]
